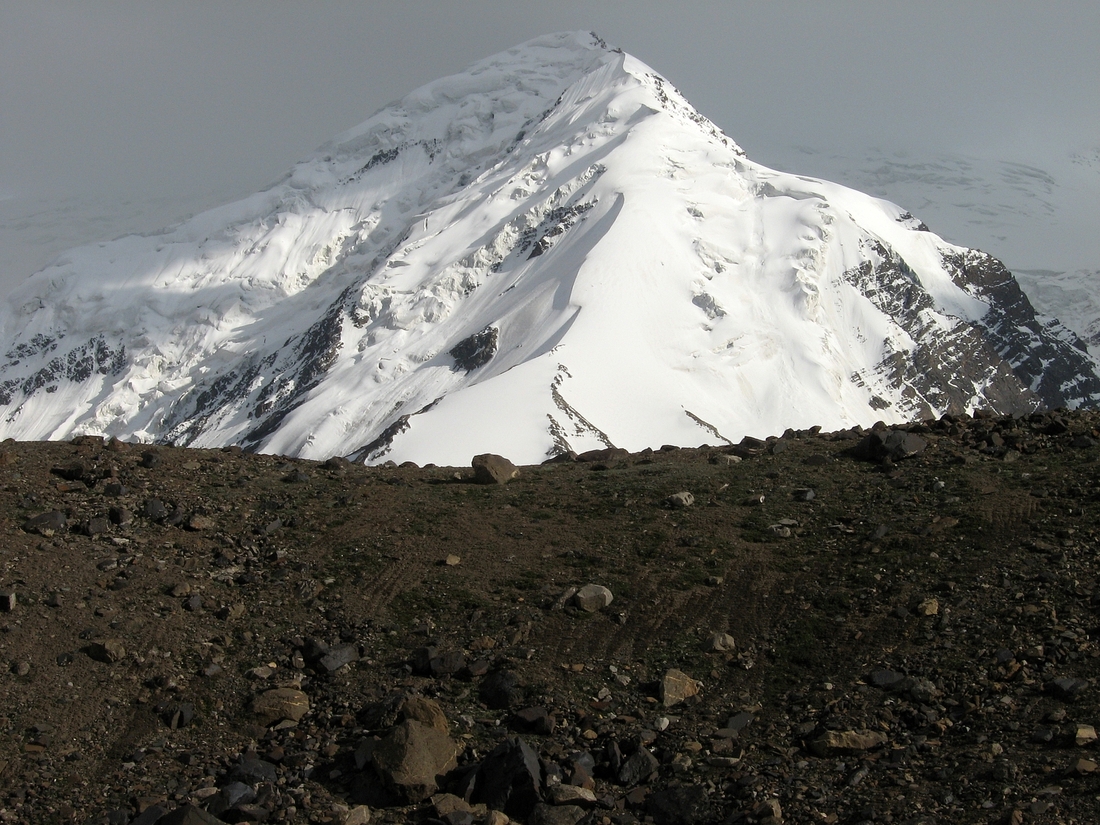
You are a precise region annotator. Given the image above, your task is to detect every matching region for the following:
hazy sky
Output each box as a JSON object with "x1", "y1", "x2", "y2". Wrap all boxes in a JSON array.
[{"x1": 2, "y1": 2, "x2": 1099, "y2": 292}]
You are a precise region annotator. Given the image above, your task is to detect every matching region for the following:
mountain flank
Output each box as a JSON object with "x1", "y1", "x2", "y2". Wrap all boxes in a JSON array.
[{"x1": 1, "y1": 32, "x2": 1097, "y2": 464}]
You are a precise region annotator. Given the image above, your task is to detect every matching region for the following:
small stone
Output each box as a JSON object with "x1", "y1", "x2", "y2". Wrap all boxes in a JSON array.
[
  {"x1": 430, "y1": 649, "x2": 466, "y2": 677},
  {"x1": 870, "y1": 669, "x2": 907, "y2": 690},
  {"x1": 726, "y1": 711, "x2": 754, "y2": 732},
  {"x1": 659, "y1": 668, "x2": 700, "y2": 707},
  {"x1": 217, "y1": 603, "x2": 246, "y2": 621},
  {"x1": 343, "y1": 806, "x2": 372, "y2": 825},
  {"x1": 529, "y1": 804, "x2": 585, "y2": 825},
  {"x1": 510, "y1": 706, "x2": 556, "y2": 736},
  {"x1": 0, "y1": 591, "x2": 15, "y2": 612},
  {"x1": 809, "y1": 730, "x2": 888, "y2": 757},
  {"x1": 670, "y1": 753, "x2": 693, "y2": 773},
  {"x1": 752, "y1": 799, "x2": 783, "y2": 823},
  {"x1": 83, "y1": 517, "x2": 111, "y2": 536},
  {"x1": 618, "y1": 746, "x2": 659, "y2": 786},
  {"x1": 87, "y1": 639, "x2": 126, "y2": 664},
  {"x1": 187, "y1": 514, "x2": 214, "y2": 530},
  {"x1": 916, "y1": 598, "x2": 939, "y2": 616},
  {"x1": 445, "y1": 554, "x2": 461, "y2": 566},
  {"x1": 319, "y1": 644, "x2": 359, "y2": 673},
  {"x1": 1047, "y1": 677, "x2": 1088, "y2": 701},
  {"x1": 430, "y1": 794, "x2": 476, "y2": 818},
  {"x1": 666, "y1": 492, "x2": 694, "y2": 508},
  {"x1": 156, "y1": 805, "x2": 222, "y2": 825},
  {"x1": 253, "y1": 688, "x2": 310, "y2": 725},
  {"x1": 472, "y1": 454, "x2": 520, "y2": 485},
  {"x1": 1074, "y1": 758, "x2": 1098, "y2": 775},
  {"x1": 793, "y1": 488, "x2": 816, "y2": 501},
  {"x1": 571, "y1": 584, "x2": 613, "y2": 612},
  {"x1": 548, "y1": 785, "x2": 596, "y2": 806},
  {"x1": 703, "y1": 632, "x2": 736, "y2": 652},
  {"x1": 1075, "y1": 724, "x2": 1097, "y2": 746}
]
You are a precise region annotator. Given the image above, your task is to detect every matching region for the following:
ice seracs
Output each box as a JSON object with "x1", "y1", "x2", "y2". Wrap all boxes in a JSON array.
[{"x1": 1, "y1": 31, "x2": 1098, "y2": 465}]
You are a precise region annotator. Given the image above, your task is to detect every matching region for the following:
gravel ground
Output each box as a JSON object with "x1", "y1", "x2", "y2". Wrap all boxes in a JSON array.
[{"x1": 1, "y1": 410, "x2": 1100, "y2": 825}]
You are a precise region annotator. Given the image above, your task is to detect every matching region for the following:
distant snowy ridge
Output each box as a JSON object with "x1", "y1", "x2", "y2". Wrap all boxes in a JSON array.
[{"x1": 1, "y1": 32, "x2": 1098, "y2": 465}]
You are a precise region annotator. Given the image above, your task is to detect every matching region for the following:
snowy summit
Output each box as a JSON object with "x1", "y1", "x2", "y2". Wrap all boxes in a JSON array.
[{"x1": 1, "y1": 32, "x2": 1098, "y2": 464}]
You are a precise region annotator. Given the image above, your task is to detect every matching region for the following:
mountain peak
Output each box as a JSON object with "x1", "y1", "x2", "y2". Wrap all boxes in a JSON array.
[{"x1": 1, "y1": 36, "x2": 1097, "y2": 463}]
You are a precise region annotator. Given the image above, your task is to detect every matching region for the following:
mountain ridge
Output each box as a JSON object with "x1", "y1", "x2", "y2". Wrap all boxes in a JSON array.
[{"x1": 2, "y1": 32, "x2": 1098, "y2": 465}]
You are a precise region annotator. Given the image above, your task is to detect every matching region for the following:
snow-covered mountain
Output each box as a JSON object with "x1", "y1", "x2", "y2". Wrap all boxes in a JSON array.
[{"x1": 2, "y1": 32, "x2": 1098, "y2": 466}]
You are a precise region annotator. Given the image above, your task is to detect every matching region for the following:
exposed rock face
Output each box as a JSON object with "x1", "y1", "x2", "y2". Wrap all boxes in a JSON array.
[
  {"x1": 450, "y1": 326, "x2": 499, "y2": 372},
  {"x1": 944, "y1": 250, "x2": 1100, "y2": 409}
]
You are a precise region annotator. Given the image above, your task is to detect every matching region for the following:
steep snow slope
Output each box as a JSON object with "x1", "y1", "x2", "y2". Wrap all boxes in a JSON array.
[{"x1": 1, "y1": 32, "x2": 1098, "y2": 465}]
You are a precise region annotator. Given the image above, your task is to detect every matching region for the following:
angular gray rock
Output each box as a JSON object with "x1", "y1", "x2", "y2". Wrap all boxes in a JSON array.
[
  {"x1": 618, "y1": 746, "x2": 659, "y2": 786},
  {"x1": 466, "y1": 737, "x2": 543, "y2": 819},
  {"x1": 851, "y1": 428, "x2": 928, "y2": 462},
  {"x1": 571, "y1": 584, "x2": 613, "y2": 612}
]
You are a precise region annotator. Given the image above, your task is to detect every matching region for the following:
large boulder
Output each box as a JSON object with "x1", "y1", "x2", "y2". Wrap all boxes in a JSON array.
[
  {"x1": 370, "y1": 719, "x2": 460, "y2": 803},
  {"x1": 252, "y1": 688, "x2": 310, "y2": 725},
  {"x1": 465, "y1": 737, "x2": 543, "y2": 820},
  {"x1": 472, "y1": 454, "x2": 520, "y2": 484},
  {"x1": 850, "y1": 428, "x2": 928, "y2": 463}
]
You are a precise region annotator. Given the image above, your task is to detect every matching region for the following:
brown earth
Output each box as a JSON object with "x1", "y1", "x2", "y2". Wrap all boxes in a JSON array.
[{"x1": 1, "y1": 409, "x2": 1100, "y2": 825}]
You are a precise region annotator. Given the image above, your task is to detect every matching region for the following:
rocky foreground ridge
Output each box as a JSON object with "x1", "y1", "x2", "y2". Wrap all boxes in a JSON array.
[{"x1": 3, "y1": 409, "x2": 1100, "y2": 824}]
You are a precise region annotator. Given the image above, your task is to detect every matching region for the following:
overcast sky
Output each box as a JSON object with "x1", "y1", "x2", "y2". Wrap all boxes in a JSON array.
[{"x1": 2, "y1": 1, "x2": 1098, "y2": 293}]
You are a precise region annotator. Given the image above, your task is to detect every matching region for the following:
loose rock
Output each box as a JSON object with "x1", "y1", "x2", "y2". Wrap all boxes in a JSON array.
[
  {"x1": 252, "y1": 688, "x2": 310, "y2": 725},
  {"x1": 660, "y1": 668, "x2": 701, "y2": 706},
  {"x1": 571, "y1": 584, "x2": 613, "y2": 612},
  {"x1": 472, "y1": 454, "x2": 520, "y2": 485}
]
